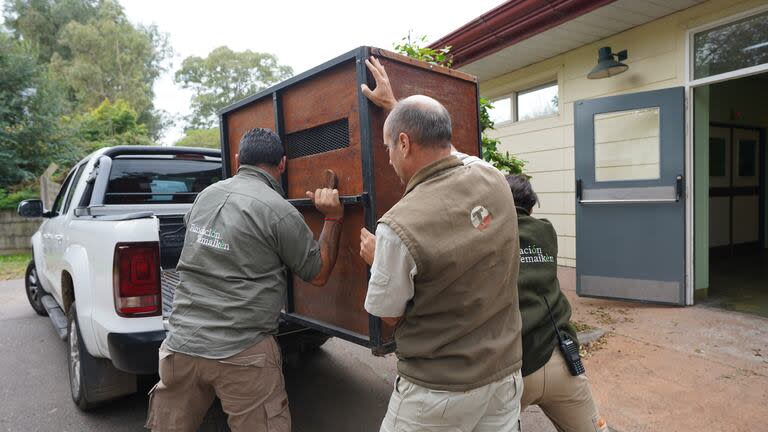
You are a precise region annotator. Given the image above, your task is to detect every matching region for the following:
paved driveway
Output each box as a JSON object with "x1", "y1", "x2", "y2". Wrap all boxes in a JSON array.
[{"x1": 0, "y1": 278, "x2": 555, "y2": 432}]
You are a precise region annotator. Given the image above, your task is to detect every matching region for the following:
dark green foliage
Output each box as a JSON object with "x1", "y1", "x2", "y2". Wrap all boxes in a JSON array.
[
  {"x1": 2, "y1": 0, "x2": 99, "y2": 63},
  {"x1": 68, "y1": 98, "x2": 153, "y2": 152},
  {"x1": 4, "y1": 0, "x2": 171, "y2": 139},
  {"x1": 0, "y1": 187, "x2": 39, "y2": 210},
  {"x1": 0, "y1": 0, "x2": 167, "y2": 209},
  {"x1": 0, "y1": 30, "x2": 74, "y2": 188}
]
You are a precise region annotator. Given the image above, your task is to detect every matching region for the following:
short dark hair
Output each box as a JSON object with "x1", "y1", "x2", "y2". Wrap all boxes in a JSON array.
[
  {"x1": 506, "y1": 174, "x2": 538, "y2": 211},
  {"x1": 238, "y1": 128, "x2": 284, "y2": 166},
  {"x1": 386, "y1": 96, "x2": 452, "y2": 148}
]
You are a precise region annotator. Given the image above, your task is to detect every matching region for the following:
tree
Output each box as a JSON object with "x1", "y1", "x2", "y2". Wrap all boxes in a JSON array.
[
  {"x1": 50, "y1": 1, "x2": 171, "y2": 120},
  {"x1": 174, "y1": 128, "x2": 220, "y2": 149},
  {"x1": 2, "y1": 0, "x2": 99, "y2": 63},
  {"x1": 68, "y1": 98, "x2": 153, "y2": 153},
  {"x1": 392, "y1": 33, "x2": 526, "y2": 175},
  {"x1": 175, "y1": 46, "x2": 293, "y2": 129},
  {"x1": 0, "y1": 29, "x2": 74, "y2": 188}
]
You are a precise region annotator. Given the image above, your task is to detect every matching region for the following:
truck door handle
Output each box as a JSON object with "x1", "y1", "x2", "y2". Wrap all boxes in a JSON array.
[{"x1": 54, "y1": 235, "x2": 64, "y2": 243}]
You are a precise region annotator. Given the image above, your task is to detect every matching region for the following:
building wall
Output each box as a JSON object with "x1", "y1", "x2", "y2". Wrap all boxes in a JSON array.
[
  {"x1": 0, "y1": 210, "x2": 39, "y2": 255},
  {"x1": 475, "y1": 0, "x2": 766, "y2": 267}
]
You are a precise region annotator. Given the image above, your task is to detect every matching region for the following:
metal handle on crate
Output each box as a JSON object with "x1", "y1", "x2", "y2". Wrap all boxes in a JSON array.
[
  {"x1": 288, "y1": 194, "x2": 368, "y2": 207},
  {"x1": 288, "y1": 169, "x2": 368, "y2": 207}
]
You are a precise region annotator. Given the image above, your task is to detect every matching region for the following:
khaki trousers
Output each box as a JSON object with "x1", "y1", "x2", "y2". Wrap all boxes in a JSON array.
[
  {"x1": 380, "y1": 370, "x2": 523, "y2": 432},
  {"x1": 521, "y1": 349, "x2": 608, "y2": 432},
  {"x1": 145, "y1": 336, "x2": 290, "y2": 432}
]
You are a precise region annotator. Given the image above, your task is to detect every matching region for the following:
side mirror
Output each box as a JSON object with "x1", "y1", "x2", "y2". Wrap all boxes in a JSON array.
[{"x1": 17, "y1": 199, "x2": 44, "y2": 218}]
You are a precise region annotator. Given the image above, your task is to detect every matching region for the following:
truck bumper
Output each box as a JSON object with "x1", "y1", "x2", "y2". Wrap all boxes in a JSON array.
[{"x1": 107, "y1": 330, "x2": 166, "y2": 374}]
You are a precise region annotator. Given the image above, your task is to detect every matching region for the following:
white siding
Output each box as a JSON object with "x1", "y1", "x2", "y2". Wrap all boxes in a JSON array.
[{"x1": 476, "y1": 0, "x2": 766, "y2": 266}]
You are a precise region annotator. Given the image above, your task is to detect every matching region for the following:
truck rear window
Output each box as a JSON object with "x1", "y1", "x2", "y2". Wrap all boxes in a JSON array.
[{"x1": 105, "y1": 157, "x2": 222, "y2": 204}]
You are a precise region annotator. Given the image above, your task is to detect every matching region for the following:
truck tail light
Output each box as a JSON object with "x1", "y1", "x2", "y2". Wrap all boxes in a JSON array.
[{"x1": 114, "y1": 242, "x2": 160, "y2": 317}]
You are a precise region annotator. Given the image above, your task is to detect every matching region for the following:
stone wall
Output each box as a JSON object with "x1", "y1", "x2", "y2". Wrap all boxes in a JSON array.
[{"x1": 0, "y1": 210, "x2": 40, "y2": 255}]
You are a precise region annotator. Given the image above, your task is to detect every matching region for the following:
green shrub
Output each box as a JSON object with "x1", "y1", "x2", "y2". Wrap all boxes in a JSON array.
[{"x1": 0, "y1": 187, "x2": 39, "y2": 210}]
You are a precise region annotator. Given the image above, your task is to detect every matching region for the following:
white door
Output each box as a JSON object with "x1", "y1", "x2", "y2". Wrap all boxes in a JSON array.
[{"x1": 39, "y1": 170, "x2": 77, "y2": 303}]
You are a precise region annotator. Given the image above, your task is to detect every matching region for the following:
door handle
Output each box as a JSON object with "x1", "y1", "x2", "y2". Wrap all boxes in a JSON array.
[
  {"x1": 54, "y1": 235, "x2": 64, "y2": 243},
  {"x1": 578, "y1": 175, "x2": 684, "y2": 204}
]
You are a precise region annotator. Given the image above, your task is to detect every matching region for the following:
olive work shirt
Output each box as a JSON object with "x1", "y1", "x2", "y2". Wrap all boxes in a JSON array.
[{"x1": 164, "y1": 165, "x2": 322, "y2": 359}]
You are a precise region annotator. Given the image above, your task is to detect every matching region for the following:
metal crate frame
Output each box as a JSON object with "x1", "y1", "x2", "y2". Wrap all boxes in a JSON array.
[{"x1": 218, "y1": 46, "x2": 482, "y2": 355}]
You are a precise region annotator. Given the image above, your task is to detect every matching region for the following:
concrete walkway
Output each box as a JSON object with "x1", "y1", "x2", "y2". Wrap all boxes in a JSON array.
[{"x1": 559, "y1": 268, "x2": 768, "y2": 432}]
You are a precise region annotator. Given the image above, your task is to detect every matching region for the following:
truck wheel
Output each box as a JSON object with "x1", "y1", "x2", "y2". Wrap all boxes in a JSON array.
[
  {"x1": 25, "y1": 260, "x2": 47, "y2": 316},
  {"x1": 68, "y1": 303, "x2": 137, "y2": 410}
]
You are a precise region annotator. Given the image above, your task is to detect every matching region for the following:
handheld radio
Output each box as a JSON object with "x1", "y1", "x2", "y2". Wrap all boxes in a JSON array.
[{"x1": 543, "y1": 296, "x2": 585, "y2": 376}]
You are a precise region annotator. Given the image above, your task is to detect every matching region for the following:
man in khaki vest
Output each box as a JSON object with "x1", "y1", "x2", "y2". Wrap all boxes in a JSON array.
[{"x1": 359, "y1": 71, "x2": 523, "y2": 431}]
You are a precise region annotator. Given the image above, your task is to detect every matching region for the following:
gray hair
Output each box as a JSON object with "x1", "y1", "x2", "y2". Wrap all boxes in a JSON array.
[{"x1": 385, "y1": 95, "x2": 452, "y2": 148}]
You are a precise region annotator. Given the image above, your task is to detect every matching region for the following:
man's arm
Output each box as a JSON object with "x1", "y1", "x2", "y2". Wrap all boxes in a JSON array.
[
  {"x1": 360, "y1": 228, "x2": 401, "y2": 326},
  {"x1": 306, "y1": 188, "x2": 344, "y2": 286},
  {"x1": 360, "y1": 225, "x2": 415, "y2": 324}
]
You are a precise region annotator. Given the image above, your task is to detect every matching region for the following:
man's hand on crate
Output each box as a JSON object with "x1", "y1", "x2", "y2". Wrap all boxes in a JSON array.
[
  {"x1": 361, "y1": 56, "x2": 396, "y2": 112},
  {"x1": 305, "y1": 188, "x2": 343, "y2": 219}
]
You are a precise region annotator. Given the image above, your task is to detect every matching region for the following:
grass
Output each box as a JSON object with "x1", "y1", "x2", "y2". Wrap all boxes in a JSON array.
[{"x1": 0, "y1": 253, "x2": 31, "y2": 280}]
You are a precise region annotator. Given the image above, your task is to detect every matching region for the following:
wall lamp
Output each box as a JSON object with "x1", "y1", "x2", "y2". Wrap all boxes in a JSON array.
[{"x1": 587, "y1": 47, "x2": 629, "y2": 79}]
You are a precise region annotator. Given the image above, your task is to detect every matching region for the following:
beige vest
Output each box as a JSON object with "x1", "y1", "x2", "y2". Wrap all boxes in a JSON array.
[{"x1": 380, "y1": 156, "x2": 522, "y2": 391}]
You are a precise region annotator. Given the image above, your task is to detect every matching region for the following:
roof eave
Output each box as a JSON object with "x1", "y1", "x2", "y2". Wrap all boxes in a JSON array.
[{"x1": 430, "y1": 0, "x2": 618, "y2": 68}]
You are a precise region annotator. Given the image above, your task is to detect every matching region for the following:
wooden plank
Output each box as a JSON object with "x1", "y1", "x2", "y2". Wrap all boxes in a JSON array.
[
  {"x1": 225, "y1": 97, "x2": 275, "y2": 175},
  {"x1": 281, "y1": 61, "x2": 363, "y2": 199}
]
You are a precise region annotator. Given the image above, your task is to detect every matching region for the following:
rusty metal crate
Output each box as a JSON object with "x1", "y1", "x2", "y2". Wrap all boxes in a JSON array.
[{"x1": 218, "y1": 46, "x2": 481, "y2": 355}]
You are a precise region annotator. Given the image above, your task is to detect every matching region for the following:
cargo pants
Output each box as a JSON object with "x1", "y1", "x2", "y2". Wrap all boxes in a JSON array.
[
  {"x1": 521, "y1": 348, "x2": 608, "y2": 432},
  {"x1": 380, "y1": 370, "x2": 523, "y2": 432},
  {"x1": 145, "y1": 336, "x2": 290, "y2": 432}
]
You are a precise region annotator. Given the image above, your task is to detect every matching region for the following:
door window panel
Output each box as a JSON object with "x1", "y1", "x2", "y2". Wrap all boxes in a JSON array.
[
  {"x1": 709, "y1": 137, "x2": 727, "y2": 177},
  {"x1": 62, "y1": 163, "x2": 87, "y2": 214},
  {"x1": 594, "y1": 108, "x2": 660, "y2": 182},
  {"x1": 50, "y1": 170, "x2": 76, "y2": 216},
  {"x1": 693, "y1": 10, "x2": 768, "y2": 80},
  {"x1": 737, "y1": 139, "x2": 757, "y2": 177}
]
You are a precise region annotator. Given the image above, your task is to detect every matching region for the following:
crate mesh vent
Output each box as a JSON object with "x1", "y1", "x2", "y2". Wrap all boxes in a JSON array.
[{"x1": 286, "y1": 118, "x2": 350, "y2": 159}]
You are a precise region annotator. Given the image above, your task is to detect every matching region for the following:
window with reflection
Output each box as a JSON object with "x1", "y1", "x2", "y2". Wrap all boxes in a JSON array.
[
  {"x1": 694, "y1": 10, "x2": 768, "y2": 80},
  {"x1": 517, "y1": 82, "x2": 558, "y2": 121}
]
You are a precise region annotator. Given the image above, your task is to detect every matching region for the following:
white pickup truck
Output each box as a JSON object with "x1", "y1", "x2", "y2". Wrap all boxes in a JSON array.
[{"x1": 17, "y1": 145, "x2": 224, "y2": 409}]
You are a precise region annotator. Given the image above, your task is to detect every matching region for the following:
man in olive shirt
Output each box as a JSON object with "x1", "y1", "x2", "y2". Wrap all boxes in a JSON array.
[
  {"x1": 146, "y1": 128, "x2": 344, "y2": 432},
  {"x1": 507, "y1": 175, "x2": 608, "y2": 432}
]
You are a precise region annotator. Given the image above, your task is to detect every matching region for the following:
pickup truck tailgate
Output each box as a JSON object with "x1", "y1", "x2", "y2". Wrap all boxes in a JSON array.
[{"x1": 161, "y1": 269, "x2": 180, "y2": 323}]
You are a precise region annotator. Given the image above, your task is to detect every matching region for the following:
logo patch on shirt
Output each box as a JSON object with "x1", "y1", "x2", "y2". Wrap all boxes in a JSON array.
[
  {"x1": 520, "y1": 244, "x2": 555, "y2": 263},
  {"x1": 189, "y1": 223, "x2": 231, "y2": 251},
  {"x1": 470, "y1": 206, "x2": 492, "y2": 230}
]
